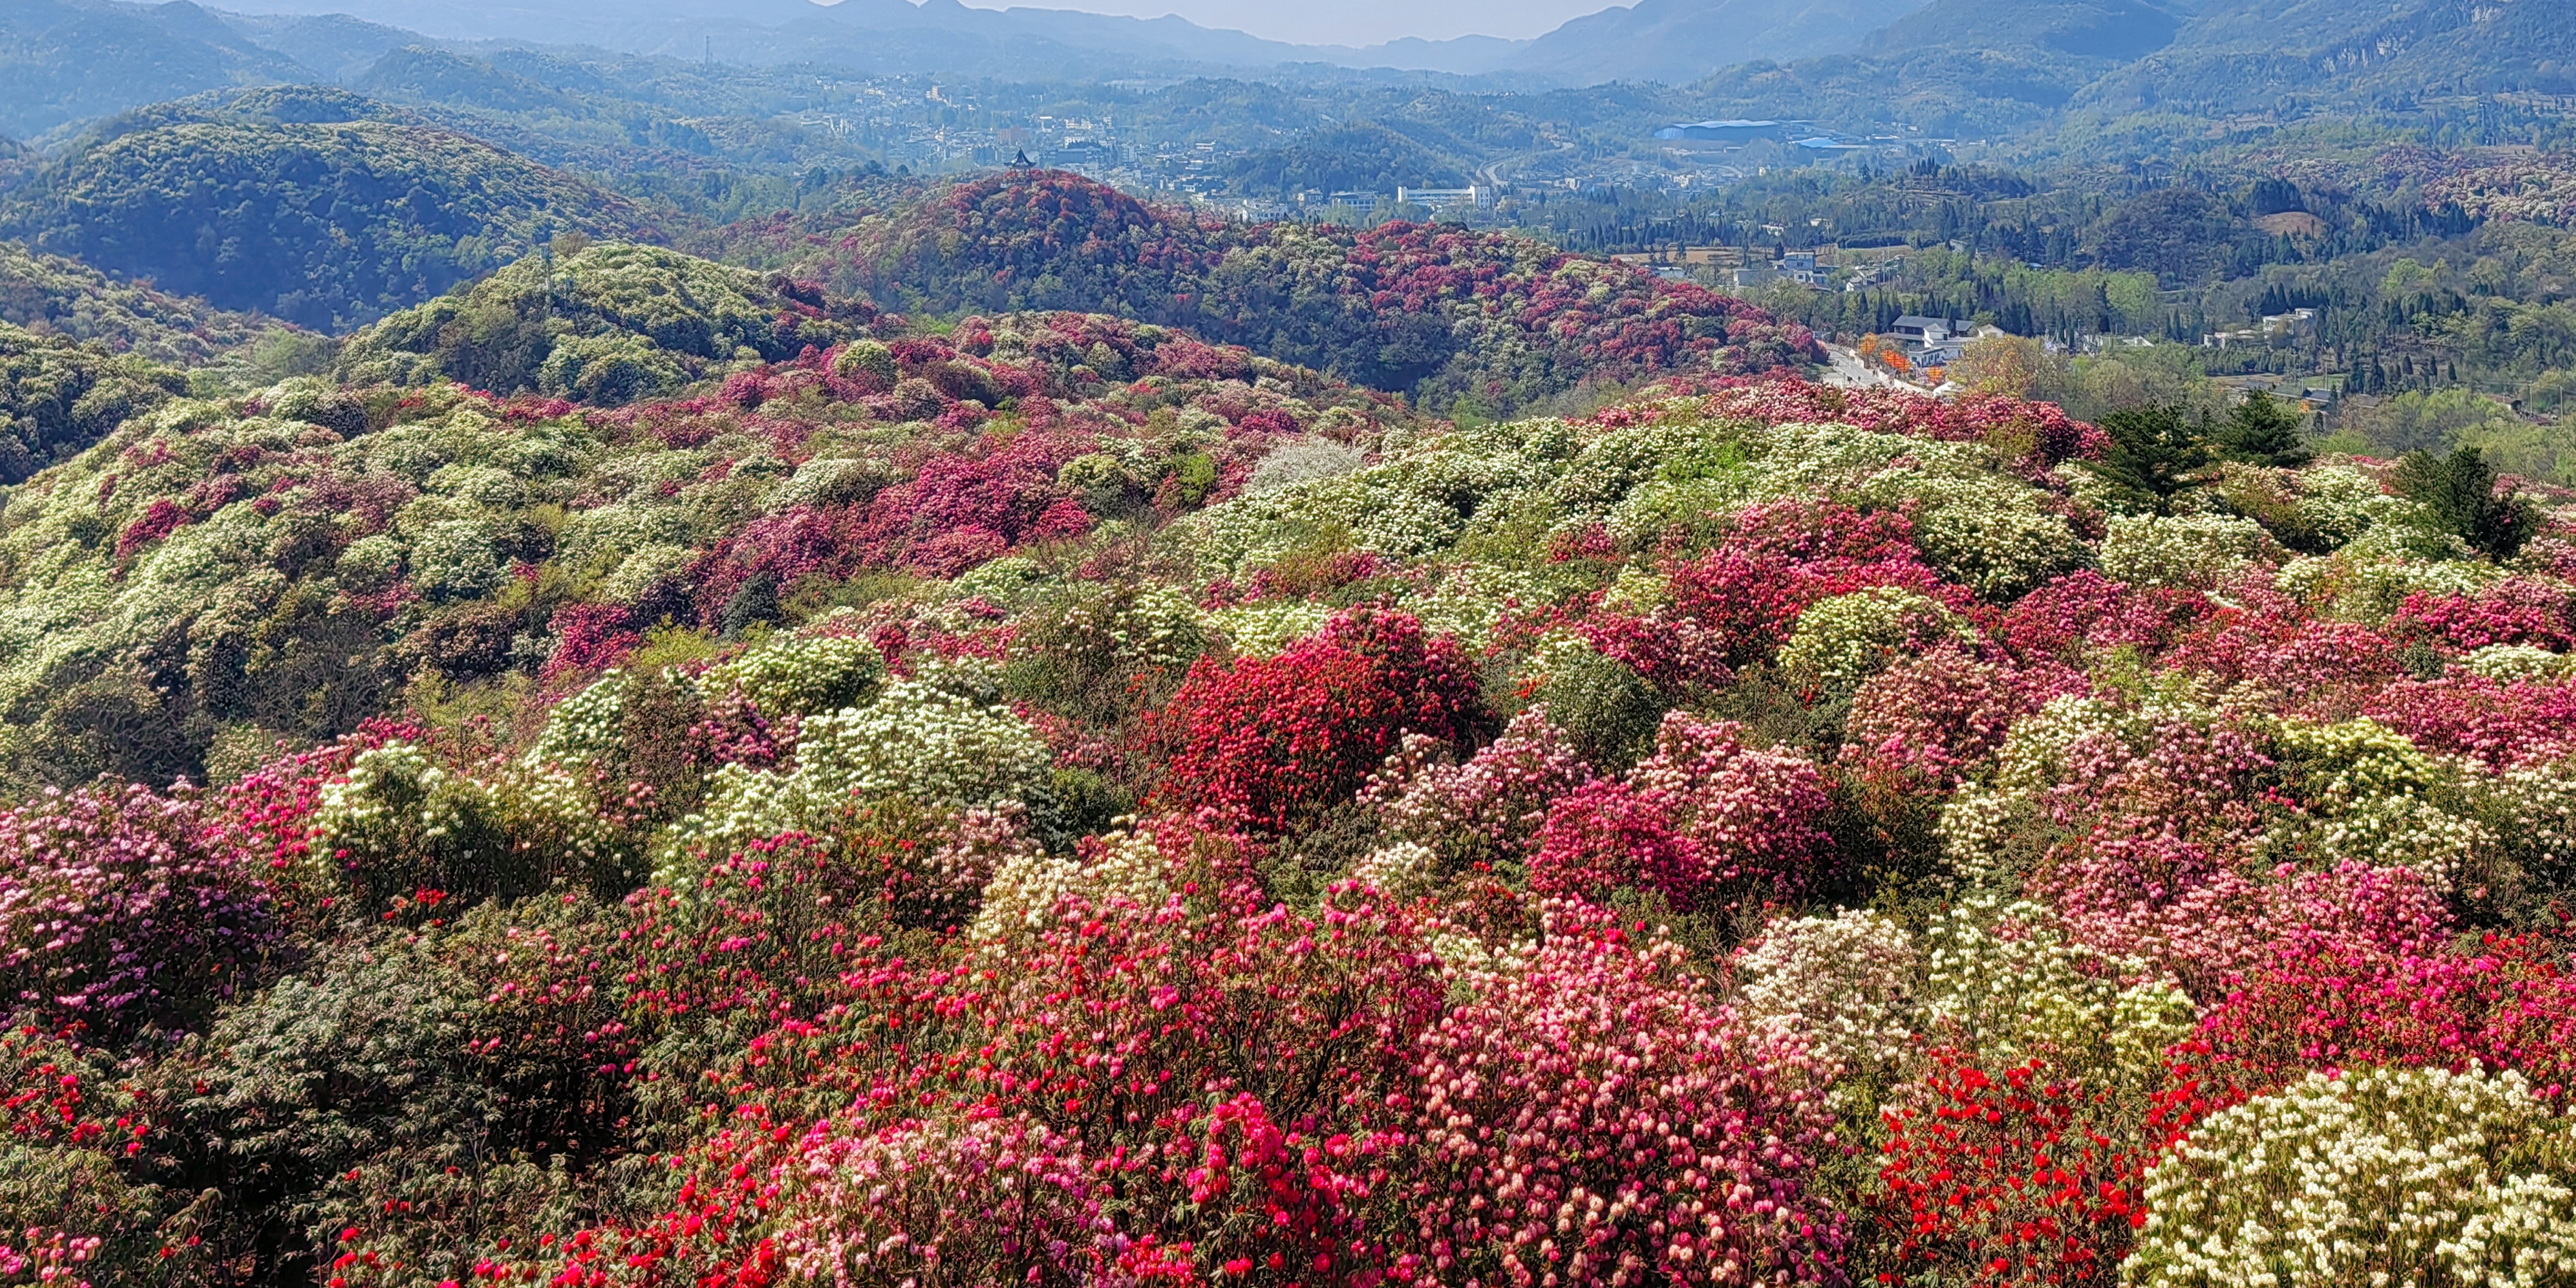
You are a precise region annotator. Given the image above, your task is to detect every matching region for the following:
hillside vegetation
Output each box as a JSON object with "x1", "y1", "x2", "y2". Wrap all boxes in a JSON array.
[
  {"x1": 338, "y1": 241, "x2": 882, "y2": 404},
  {"x1": 0, "y1": 238, "x2": 289, "y2": 366},
  {"x1": 3, "y1": 283, "x2": 2575, "y2": 1282},
  {"x1": 750, "y1": 170, "x2": 1822, "y2": 415},
  {"x1": 0, "y1": 94, "x2": 651, "y2": 329}
]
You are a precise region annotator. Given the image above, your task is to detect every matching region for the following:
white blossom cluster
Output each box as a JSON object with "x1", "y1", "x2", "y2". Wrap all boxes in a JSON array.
[
  {"x1": 2098, "y1": 513, "x2": 2279, "y2": 591},
  {"x1": 2130, "y1": 1065, "x2": 2576, "y2": 1288}
]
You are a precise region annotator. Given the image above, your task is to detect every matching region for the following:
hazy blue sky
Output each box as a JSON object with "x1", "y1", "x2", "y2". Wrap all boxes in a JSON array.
[{"x1": 953, "y1": 0, "x2": 1615, "y2": 46}]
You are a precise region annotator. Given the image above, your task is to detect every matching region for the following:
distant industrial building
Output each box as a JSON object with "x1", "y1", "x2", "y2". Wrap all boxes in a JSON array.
[{"x1": 1396, "y1": 185, "x2": 1490, "y2": 210}]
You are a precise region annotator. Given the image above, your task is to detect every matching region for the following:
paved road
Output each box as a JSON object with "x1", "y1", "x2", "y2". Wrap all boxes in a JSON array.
[{"x1": 1818, "y1": 343, "x2": 1910, "y2": 390}]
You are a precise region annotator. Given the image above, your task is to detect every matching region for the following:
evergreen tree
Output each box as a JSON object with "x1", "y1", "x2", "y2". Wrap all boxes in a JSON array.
[
  {"x1": 2091, "y1": 403, "x2": 2212, "y2": 515},
  {"x1": 2392, "y1": 445, "x2": 2533, "y2": 558},
  {"x1": 2213, "y1": 391, "x2": 2315, "y2": 468}
]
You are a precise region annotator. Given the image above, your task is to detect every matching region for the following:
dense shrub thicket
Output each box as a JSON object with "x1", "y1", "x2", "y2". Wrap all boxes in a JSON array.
[
  {"x1": 0, "y1": 321, "x2": 189, "y2": 483},
  {"x1": 6, "y1": 229, "x2": 2576, "y2": 1288}
]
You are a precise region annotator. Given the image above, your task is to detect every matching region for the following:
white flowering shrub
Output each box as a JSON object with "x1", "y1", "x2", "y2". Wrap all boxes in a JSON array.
[
  {"x1": 1858, "y1": 471, "x2": 2083, "y2": 599},
  {"x1": 2271, "y1": 718, "x2": 2491, "y2": 890},
  {"x1": 948, "y1": 556, "x2": 1056, "y2": 611},
  {"x1": 968, "y1": 823, "x2": 1180, "y2": 951},
  {"x1": 1205, "y1": 600, "x2": 1333, "y2": 658},
  {"x1": 766, "y1": 455, "x2": 893, "y2": 514},
  {"x1": 2289, "y1": 463, "x2": 2413, "y2": 545},
  {"x1": 407, "y1": 518, "x2": 507, "y2": 602},
  {"x1": 699, "y1": 630, "x2": 885, "y2": 719},
  {"x1": 1778, "y1": 586, "x2": 1971, "y2": 696},
  {"x1": 1920, "y1": 894, "x2": 2190, "y2": 1084},
  {"x1": 668, "y1": 677, "x2": 1052, "y2": 866},
  {"x1": 2098, "y1": 513, "x2": 2279, "y2": 590},
  {"x1": 2129, "y1": 1065, "x2": 2576, "y2": 1288},
  {"x1": 1732, "y1": 909, "x2": 1921, "y2": 1091},
  {"x1": 1245, "y1": 437, "x2": 1365, "y2": 494},
  {"x1": 2463, "y1": 643, "x2": 2575, "y2": 683},
  {"x1": 521, "y1": 671, "x2": 633, "y2": 770}
]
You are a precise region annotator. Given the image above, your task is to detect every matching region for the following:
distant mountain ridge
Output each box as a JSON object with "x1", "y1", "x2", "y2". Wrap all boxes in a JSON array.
[{"x1": 1505, "y1": 0, "x2": 1928, "y2": 83}]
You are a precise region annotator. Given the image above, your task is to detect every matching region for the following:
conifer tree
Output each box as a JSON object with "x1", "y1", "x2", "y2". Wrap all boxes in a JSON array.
[
  {"x1": 2091, "y1": 403, "x2": 2211, "y2": 515},
  {"x1": 2213, "y1": 391, "x2": 2314, "y2": 468}
]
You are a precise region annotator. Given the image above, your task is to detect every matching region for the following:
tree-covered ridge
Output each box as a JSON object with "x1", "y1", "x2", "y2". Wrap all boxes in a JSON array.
[
  {"x1": 0, "y1": 309, "x2": 1422, "y2": 792},
  {"x1": 0, "y1": 0, "x2": 308, "y2": 138},
  {"x1": 0, "y1": 238, "x2": 289, "y2": 367},
  {"x1": 0, "y1": 320, "x2": 188, "y2": 485},
  {"x1": 772, "y1": 170, "x2": 1823, "y2": 414},
  {"x1": 338, "y1": 242, "x2": 883, "y2": 406},
  {"x1": 0, "y1": 106, "x2": 654, "y2": 331}
]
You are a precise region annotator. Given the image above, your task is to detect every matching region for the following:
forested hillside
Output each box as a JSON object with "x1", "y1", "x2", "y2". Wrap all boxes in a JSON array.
[
  {"x1": 0, "y1": 239, "x2": 289, "y2": 366},
  {"x1": 745, "y1": 171, "x2": 1821, "y2": 414},
  {"x1": 0, "y1": 90, "x2": 651, "y2": 329}
]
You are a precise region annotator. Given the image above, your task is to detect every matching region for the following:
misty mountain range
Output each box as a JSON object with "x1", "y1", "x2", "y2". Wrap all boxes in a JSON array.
[{"x1": 5, "y1": 0, "x2": 2573, "y2": 142}]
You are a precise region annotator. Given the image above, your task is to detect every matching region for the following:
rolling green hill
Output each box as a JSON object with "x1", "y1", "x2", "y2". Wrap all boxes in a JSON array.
[
  {"x1": 0, "y1": 97, "x2": 656, "y2": 330},
  {"x1": 338, "y1": 240, "x2": 880, "y2": 403}
]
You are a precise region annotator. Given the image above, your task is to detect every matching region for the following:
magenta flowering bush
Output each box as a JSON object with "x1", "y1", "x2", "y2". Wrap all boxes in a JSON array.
[
  {"x1": 1530, "y1": 713, "x2": 1833, "y2": 919},
  {"x1": 0, "y1": 782, "x2": 278, "y2": 1037}
]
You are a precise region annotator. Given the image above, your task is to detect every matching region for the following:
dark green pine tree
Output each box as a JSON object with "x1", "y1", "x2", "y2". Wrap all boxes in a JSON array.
[
  {"x1": 2391, "y1": 445, "x2": 2534, "y2": 558},
  {"x1": 2213, "y1": 391, "x2": 2315, "y2": 468},
  {"x1": 2091, "y1": 403, "x2": 2213, "y2": 515}
]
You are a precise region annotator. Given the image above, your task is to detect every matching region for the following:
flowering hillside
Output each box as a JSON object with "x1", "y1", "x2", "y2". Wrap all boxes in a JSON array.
[
  {"x1": 7, "y1": 309, "x2": 2576, "y2": 1288},
  {"x1": 736, "y1": 170, "x2": 1823, "y2": 414}
]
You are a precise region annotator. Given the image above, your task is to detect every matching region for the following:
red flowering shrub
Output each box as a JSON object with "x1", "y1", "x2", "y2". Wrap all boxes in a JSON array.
[
  {"x1": 1157, "y1": 609, "x2": 1481, "y2": 828},
  {"x1": 1874, "y1": 1052, "x2": 2153, "y2": 1287}
]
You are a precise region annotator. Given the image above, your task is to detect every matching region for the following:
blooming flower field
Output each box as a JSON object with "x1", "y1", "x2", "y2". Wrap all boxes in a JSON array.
[{"x1": 2, "y1": 244, "x2": 2575, "y2": 1288}]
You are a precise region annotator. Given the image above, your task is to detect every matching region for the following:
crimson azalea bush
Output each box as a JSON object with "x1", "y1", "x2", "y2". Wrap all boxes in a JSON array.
[{"x1": 1157, "y1": 609, "x2": 1482, "y2": 830}]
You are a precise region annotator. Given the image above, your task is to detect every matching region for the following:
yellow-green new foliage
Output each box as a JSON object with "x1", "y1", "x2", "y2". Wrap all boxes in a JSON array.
[{"x1": 340, "y1": 243, "x2": 870, "y2": 404}]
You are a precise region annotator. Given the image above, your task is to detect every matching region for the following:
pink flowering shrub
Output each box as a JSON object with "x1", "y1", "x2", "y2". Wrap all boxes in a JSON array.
[
  {"x1": 1531, "y1": 713, "x2": 1832, "y2": 918},
  {"x1": 1368, "y1": 705, "x2": 1596, "y2": 869},
  {"x1": 1586, "y1": 507, "x2": 1957, "y2": 690},
  {"x1": 0, "y1": 782, "x2": 278, "y2": 1039},
  {"x1": 1998, "y1": 572, "x2": 2207, "y2": 666},
  {"x1": 2364, "y1": 672, "x2": 2576, "y2": 769},
  {"x1": 2390, "y1": 577, "x2": 2576, "y2": 651},
  {"x1": 1407, "y1": 901, "x2": 1849, "y2": 1286},
  {"x1": 1689, "y1": 379, "x2": 2106, "y2": 468},
  {"x1": 1844, "y1": 646, "x2": 2084, "y2": 794}
]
